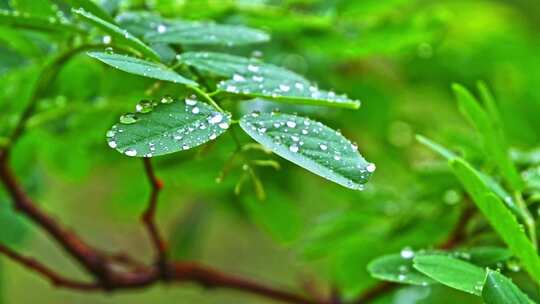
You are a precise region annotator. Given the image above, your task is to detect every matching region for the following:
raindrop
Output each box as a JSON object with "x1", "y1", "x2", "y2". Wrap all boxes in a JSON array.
[
  {"x1": 366, "y1": 163, "x2": 376, "y2": 173},
  {"x1": 136, "y1": 100, "x2": 154, "y2": 113},
  {"x1": 106, "y1": 130, "x2": 115, "y2": 138},
  {"x1": 319, "y1": 144, "x2": 328, "y2": 151},
  {"x1": 289, "y1": 145, "x2": 299, "y2": 153},
  {"x1": 400, "y1": 247, "x2": 414, "y2": 259},
  {"x1": 334, "y1": 155, "x2": 341, "y2": 161},
  {"x1": 160, "y1": 95, "x2": 174, "y2": 104},
  {"x1": 120, "y1": 113, "x2": 138, "y2": 124},
  {"x1": 108, "y1": 140, "x2": 117, "y2": 148},
  {"x1": 192, "y1": 107, "x2": 200, "y2": 114},
  {"x1": 102, "y1": 35, "x2": 112, "y2": 44},
  {"x1": 286, "y1": 121, "x2": 296, "y2": 128},
  {"x1": 157, "y1": 24, "x2": 167, "y2": 33},
  {"x1": 218, "y1": 122, "x2": 229, "y2": 129},
  {"x1": 252, "y1": 75, "x2": 264, "y2": 82},
  {"x1": 209, "y1": 133, "x2": 217, "y2": 140},
  {"x1": 125, "y1": 148, "x2": 137, "y2": 157},
  {"x1": 208, "y1": 113, "x2": 223, "y2": 124},
  {"x1": 291, "y1": 135, "x2": 299, "y2": 142},
  {"x1": 233, "y1": 74, "x2": 246, "y2": 82},
  {"x1": 185, "y1": 98, "x2": 197, "y2": 106},
  {"x1": 247, "y1": 64, "x2": 260, "y2": 72}
]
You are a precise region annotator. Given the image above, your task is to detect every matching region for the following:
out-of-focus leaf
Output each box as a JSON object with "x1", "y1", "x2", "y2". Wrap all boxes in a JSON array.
[
  {"x1": 106, "y1": 97, "x2": 230, "y2": 157},
  {"x1": 239, "y1": 112, "x2": 374, "y2": 190},
  {"x1": 482, "y1": 270, "x2": 532, "y2": 304},
  {"x1": 87, "y1": 51, "x2": 197, "y2": 85},
  {"x1": 413, "y1": 255, "x2": 486, "y2": 295},
  {"x1": 453, "y1": 83, "x2": 522, "y2": 190},
  {"x1": 179, "y1": 52, "x2": 360, "y2": 109},
  {"x1": 467, "y1": 247, "x2": 513, "y2": 267},
  {"x1": 368, "y1": 254, "x2": 436, "y2": 286},
  {"x1": 0, "y1": 9, "x2": 81, "y2": 33},
  {"x1": 63, "y1": 0, "x2": 115, "y2": 23},
  {"x1": 73, "y1": 8, "x2": 159, "y2": 60},
  {"x1": 417, "y1": 135, "x2": 523, "y2": 219},
  {"x1": 240, "y1": 191, "x2": 302, "y2": 243},
  {"x1": 450, "y1": 158, "x2": 540, "y2": 283},
  {"x1": 144, "y1": 22, "x2": 270, "y2": 46}
]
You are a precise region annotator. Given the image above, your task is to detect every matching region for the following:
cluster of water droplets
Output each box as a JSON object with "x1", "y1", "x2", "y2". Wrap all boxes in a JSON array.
[
  {"x1": 106, "y1": 96, "x2": 230, "y2": 157},
  {"x1": 216, "y1": 63, "x2": 358, "y2": 106},
  {"x1": 242, "y1": 112, "x2": 375, "y2": 189}
]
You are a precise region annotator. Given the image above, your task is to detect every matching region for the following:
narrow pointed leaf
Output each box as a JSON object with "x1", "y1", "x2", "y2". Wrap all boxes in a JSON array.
[
  {"x1": 450, "y1": 158, "x2": 540, "y2": 283},
  {"x1": 482, "y1": 270, "x2": 532, "y2": 304},
  {"x1": 0, "y1": 9, "x2": 82, "y2": 33},
  {"x1": 87, "y1": 52, "x2": 197, "y2": 86},
  {"x1": 145, "y1": 23, "x2": 269, "y2": 46},
  {"x1": 180, "y1": 52, "x2": 360, "y2": 109},
  {"x1": 239, "y1": 112, "x2": 374, "y2": 190},
  {"x1": 413, "y1": 255, "x2": 486, "y2": 295},
  {"x1": 417, "y1": 135, "x2": 524, "y2": 221},
  {"x1": 368, "y1": 254, "x2": 436, "y2": 286},
  {"x1": 64, "y1": 0, "x2": 114, "y2": 23},
  {"x1": 106, "y1": 97, "x2": 230, "y2": 157},
  {"x1": 73, "y1": 8, "x2": 159, "y2": 61},
  {"x1": 453, "y1": 83, "x2": 522, "y2": 190}
]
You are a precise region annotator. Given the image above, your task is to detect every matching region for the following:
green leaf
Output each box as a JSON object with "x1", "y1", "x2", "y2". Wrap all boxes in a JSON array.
[
  {"x1": 413, "y1": 255, "x2": 486, "y2": 295},
  {"x1": 64, "y1": 0, "x2": 115, "y2": 24},
  {"x1": 482, "y1": 270, "x2": 532, "y2": 304},
  {"x1": 467, "y1": 247, "x2": 513, "y2": 267},
  {"x1": 450, "y1": 158, "x2": 540, "y2": 283},
  {"x1": 144, "y1": 22, "x2": 270, "y2": 46},
  {"x1": 368, "y1": 254, "x2": 436, "y2": 286},
  {"x1": 452, "y1": 83, "x2": 522, "y2": 190},
  {"x1": 416, "y1": 134, "x2": 456, "y2": 159},
  {"x1": 87, "y1": 51, "x2": 197, "y2": 86},
  {"x1": 179, "y1": 52, "x2": 360, "y2": 109},
  {"x1": 106, "y1": 97, "x2": 230, "y2": 157},
  {"x1": 416, "y1": 135, "x2": 524, "y2": 221},
  {"x1": 73, "y1": 8, "x2": 159, "y2": 61},
  {"x1": 239, "y1": 112, "x2": 374, "y2": 190},
  {"x1": 0, "y1": 9, "x2": 82, "y2": 33}
]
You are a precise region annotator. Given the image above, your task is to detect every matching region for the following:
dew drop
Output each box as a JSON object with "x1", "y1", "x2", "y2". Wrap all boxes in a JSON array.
[
  {"x1": 106, "y1": 130, "x2": 116, "y2": 138},
  {"x1": 160, "y1": 95, "x2": 174, "y2": 104},
  {"x1": 208, "y1": 113, "x2": 223, "y2": 124},
  {"x1": 218, "y1": 122, "x2": 229, "y2": 129},
  {"x1": 108, "y1": 140, "x2": 117, "y2": 148},
  {"x1": 400, "y1": 247, "x2": 414, "y2": 259},
  {"x1": 157, "y1": 24, "x2": 167, "y2": 33},
  {"x1": 120, "y1": 113, "x2": 138, "y2": 124},
  {"x1": 233, "y1": 74, "x2": 246, "y2": 82},
  {"x1": 136, "y1": 100, "x2": 154, "y2": 113},
  {"x1": 286, "y1": 121, "x2": 296, "y2": 128},
  {"x1": 247, "y1": 64, "x2": 260, "y2": 72},
  {"x1": 279, "y1": 84, "x2": 291, "y2": 92},
  {"x1": 185, "y1": 98, "x2": 197, "y2": 106},
  {"x1": 125, "y1": 148, "x2": 137, "y2": 157},
  {"x1": 366, "y1": 163, "x2": 376, "y2": 173},
  {"x1": 319, "y1": 144, "x2": 328, "y2": 151},
  {"x1": 289, "y1": 144, "x2": 299, "y2": 153},
  {"x1": 102, "y1": 35, "x2": 112, "y2": 44},
  {"x1": 192, "y1": 107, "x2": 200, "y2": 114}
]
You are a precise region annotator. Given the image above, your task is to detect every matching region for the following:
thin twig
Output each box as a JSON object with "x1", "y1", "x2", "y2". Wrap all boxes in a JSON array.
[
  {"x1": 0, "y1": 244, "x2": 99, "y2": 290},
  {"x1": 141, "y1": 158, "x2": 167, "y2": 276}
]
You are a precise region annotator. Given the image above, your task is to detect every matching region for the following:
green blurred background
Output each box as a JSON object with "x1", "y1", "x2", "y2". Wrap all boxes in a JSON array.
[{"x1": 1, "y1": 0, "x2": 540, "y2": 303}]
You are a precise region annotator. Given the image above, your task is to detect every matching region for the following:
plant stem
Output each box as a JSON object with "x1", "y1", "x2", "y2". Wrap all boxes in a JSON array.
[
  {"x1": 189, "y1": 85, "x2": 225, "y2": 113},
  {"x1": 515, "y1": 191, "x2": 537, "y2": 249}
]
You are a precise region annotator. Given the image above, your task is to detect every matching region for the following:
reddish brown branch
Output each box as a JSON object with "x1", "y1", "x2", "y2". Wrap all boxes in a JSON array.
[
  {"x1": 0, "y1": 44, "x2": 329, "y2": 304},
  {"x1": 0, "y1": 244, "x2": 99, "y2": 290},
  {"x1": 141, "y1": 158, "x2": 167, "y2": 275},
  {"x1": 0, "y1": 160, "x2": 111, "y2": 283}
]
